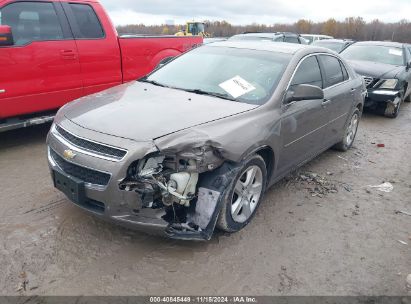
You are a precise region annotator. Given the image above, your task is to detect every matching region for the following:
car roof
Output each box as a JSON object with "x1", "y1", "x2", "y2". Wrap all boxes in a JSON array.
[
  {"x1": 233, "y1": 32, "x2": 298, "y2": 38},
  {"x1": 313, "y1": 39, "x2": 350, "y2": 43},
  {"x1": 301, "y1": 34, "x2": 333, "y2": 38},
  {"x1": 205, "y1": 40, "x2": 323, "y2": 55},
  {"x1": 353, "y1": 41, "x2": 404, "y2": 48}
]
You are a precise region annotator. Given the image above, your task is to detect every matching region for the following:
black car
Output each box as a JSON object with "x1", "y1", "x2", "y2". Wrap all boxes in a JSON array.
[
  {"x1": 312, "y1": 39, "x2": 354, "y2": 53},
  {"x1": 229, "y1": 32, "x2": 308, "y2": 44},
  {"x1": 341, "y1": 41, "x2": 411, "y2": 118}
]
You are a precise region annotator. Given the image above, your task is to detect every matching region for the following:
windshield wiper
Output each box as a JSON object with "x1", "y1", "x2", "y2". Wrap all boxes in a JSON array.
[
  {"x1": 181, "y1": 89, "x2": 236, "y2": 101},
  {"x1": 139, "y1": 78, "x2": 169, "y2": 88}
]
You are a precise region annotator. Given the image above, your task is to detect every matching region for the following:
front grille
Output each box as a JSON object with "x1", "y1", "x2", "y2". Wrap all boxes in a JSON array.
[
  {"x1": 363, "y1": 76, "x2": 374, "y2": 87},
  {"x1": 50, "y1": 149, "x2": 111, "y2": 186},
  {"x1": 55, "y1": 125, "x2": 127, "y2": 160},
  {"x1": 362, "y1": 76, "x2": 379, "y2": 89}
]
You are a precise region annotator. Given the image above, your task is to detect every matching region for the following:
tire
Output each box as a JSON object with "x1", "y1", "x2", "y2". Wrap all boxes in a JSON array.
[
  {"x1": 403, "y1": 85, "x2": 410, "y2": 102},
  {"x1": 333, "y1": 109, "x2": 361, "y2": 152},
  {"x1": 216, "y1": 154, "x2": 267, "y2": 233},
  {"x1": 384, "y1": 96, "x2": 402, "y2": 118}
]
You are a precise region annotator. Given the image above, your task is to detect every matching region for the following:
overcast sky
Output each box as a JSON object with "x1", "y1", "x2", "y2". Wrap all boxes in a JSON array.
[{"x1": 100, "y1": 0, "x2": 411, "y2": 26}]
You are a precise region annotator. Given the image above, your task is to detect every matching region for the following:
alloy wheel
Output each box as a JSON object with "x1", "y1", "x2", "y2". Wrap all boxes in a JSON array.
[{"x1": 231, "y1": 165, "x2": 263, "y2": 223}]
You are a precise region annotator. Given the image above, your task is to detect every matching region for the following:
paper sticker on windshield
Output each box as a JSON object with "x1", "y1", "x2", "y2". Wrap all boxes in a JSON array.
[
  {"x1": 219, "y1": 76, "x2": 256, "y2": 98},
  {"x1": 389, "y1": 49, "x2": 402, "y2": 56}
]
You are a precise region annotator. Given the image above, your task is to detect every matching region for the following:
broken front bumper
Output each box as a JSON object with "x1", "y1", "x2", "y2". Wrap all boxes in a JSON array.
[
  {"x1": 364, "y1": 89, "x2": 401, "y2": 108},
  {"x1": 46, "y1": 121, "x2": 235, "y2": 241}
]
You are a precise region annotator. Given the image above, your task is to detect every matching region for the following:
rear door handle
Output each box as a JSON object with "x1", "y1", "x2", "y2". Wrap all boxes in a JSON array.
[
  {"x1": 350, "y1": 88, "x2": 356, "y2": 93},
  {"x1": 60, "y1": 49, "x2": 77, "y2": 60}
]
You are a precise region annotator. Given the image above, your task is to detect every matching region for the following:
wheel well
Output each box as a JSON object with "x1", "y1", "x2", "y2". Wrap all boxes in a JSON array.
[
  {"x1": 255, "y1": 147, "x2": 275, "y2": 182},
  {"x1": 356, "y1": 103, "x2": 363, "y2": 113}
]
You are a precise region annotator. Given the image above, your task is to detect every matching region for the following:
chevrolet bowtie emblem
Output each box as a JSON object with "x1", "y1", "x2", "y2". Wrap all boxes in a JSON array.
[{"x1": 63, "y1": 149, "x2": 76, "y2": 160}]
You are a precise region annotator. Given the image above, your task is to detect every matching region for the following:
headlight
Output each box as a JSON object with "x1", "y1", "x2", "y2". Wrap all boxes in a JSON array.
[{"x1": 374, "y1": 79, "x2": 398, "y2": 90}]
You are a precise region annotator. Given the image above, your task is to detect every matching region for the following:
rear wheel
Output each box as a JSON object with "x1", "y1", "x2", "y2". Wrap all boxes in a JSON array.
[
  {"x1": 333, "y1": 109, "x2": 360, "y2": 151},
  {"x1": 217, "y1": 155, "x2": 267, "y2": 233}
]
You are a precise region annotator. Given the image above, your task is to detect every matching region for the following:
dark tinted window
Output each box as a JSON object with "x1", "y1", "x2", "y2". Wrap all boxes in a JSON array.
[
  {"x1": 0, "y1": 1, "x2": 63, "y2": 46},
  {"x1": 284, "y1": 36, "x2": 299, "y2": 44},
  {"x1": 69, "y1": 3, "x2": 104, "y2": 39},
  {"x1": 291, "y1": 56, "x2": 323, "y2": 88},
  {"x1": 319, "y1": 55, "x2": 344, "y2": 88}
]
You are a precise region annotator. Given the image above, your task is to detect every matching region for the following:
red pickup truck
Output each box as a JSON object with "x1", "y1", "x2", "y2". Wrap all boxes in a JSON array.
[{"x1": 0, "y1": 0, "x2": 202, "y2": 132}]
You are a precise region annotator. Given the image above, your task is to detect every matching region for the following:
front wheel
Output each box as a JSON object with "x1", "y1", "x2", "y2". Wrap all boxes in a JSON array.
[
  {"x1": 216, "y1": 154, "x2": 267, "y2": 233},
  {"x1": 333, "y1": 109, "x2": 361, "y2": 151}
]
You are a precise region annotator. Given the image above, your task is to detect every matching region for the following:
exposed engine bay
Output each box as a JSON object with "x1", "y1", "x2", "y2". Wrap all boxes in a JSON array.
[{"x1": 118, "y1": 146, "x2": 237, "y2": 240}]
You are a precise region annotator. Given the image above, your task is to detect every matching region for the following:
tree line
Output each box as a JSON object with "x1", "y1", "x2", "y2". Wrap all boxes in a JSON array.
[{"x1": 117, "y1": 17, "x2": 411, "y2": 43}]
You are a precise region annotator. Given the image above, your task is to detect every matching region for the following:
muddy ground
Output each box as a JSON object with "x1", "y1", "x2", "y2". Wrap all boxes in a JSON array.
[{"x1": 0, "y1": 104, "x2": 410, "y2": 296}]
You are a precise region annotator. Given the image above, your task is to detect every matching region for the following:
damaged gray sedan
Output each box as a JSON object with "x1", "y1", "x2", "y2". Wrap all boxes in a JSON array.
[{"x1": 47, "y1": 41, "x2": 365, "y2": 241}]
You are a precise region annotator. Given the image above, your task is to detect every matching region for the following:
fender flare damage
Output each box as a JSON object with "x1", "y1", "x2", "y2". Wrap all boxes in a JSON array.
[
  {"x1": 166, "y1": 161, "x2": 242, "y2": 241},
  {"x1": 118, "y1": 140, "x2": 243, "y2": 240}
]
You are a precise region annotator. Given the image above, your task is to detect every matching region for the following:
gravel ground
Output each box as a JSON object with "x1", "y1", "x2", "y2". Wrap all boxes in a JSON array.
[{"x1": 0, "y1": 104, "x2": 410, "y2": 296}]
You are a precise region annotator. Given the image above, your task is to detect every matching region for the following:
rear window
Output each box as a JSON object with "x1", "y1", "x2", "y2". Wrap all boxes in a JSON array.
[{"x1": 69, "y1": 3, "x2": 104, "y2": 39}]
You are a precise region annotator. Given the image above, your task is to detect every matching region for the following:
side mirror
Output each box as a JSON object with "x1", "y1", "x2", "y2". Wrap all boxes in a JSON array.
[
  {"x1": 0, "y1": 25, "x2": 14, "y2": 46},
  {"x1": 285, "y1": 84, "x2": 324, "y2": 104}
]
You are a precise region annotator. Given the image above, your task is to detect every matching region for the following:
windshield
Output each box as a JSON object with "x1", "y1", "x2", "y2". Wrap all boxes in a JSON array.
[
  {"x1": 143, "y1": 46, "x2": 292, "y2": 105},
  {"x1": 341, "y1": 45, "x2": 404, "y2": 66},
  {"x1": 313, "y1": 41, "x2": 345, "y2": 52}
]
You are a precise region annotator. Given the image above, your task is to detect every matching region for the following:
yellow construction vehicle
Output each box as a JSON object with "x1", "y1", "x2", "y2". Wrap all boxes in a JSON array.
[{"x1": 175, "y1": 21, "x2": 210, "y2": 37}]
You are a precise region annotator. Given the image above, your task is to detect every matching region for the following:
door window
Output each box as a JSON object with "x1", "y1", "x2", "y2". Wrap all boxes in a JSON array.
[
  {"x1": 290, "y1": 56, "x2": 323, "y2": 89},
  {"x1": 319, "y1": 55, "x2": 345, "y2": 88},
  {"x1": 0, "y1": 2, "x2": 63, "y2": 46},
  {"x1": 340, "y1": 61, "x2": 349, "y2": 81},
  {"x1": 69, "y1": 4, "x2": 104, "y2": 39}
]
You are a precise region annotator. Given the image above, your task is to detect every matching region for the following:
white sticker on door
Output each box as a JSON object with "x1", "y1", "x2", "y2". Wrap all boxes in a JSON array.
[
  {"x1": 219, "y1": 76, "x2": 256, "y2": 98},
  {"x1": 389, "y1": 49, "x2": 402, "y2": 56}
]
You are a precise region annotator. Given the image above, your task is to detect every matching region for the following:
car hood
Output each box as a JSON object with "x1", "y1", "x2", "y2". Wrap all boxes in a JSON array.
[
  {"x1": 347, "y1": 60, "x2": 404, "y2": 79},
  {"x1": 63, "y1": 82, "x2": 258, "y2": 141}
]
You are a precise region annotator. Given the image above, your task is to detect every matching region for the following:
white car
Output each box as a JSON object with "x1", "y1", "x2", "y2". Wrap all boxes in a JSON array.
[{"x1": 301, "y1": 34, "x2": 333, "y2": 44}]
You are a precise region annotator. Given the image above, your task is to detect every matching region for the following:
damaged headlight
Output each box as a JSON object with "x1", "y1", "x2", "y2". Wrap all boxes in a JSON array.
[
  {"x1": 122, "y1": 145, "x2": 224, "y2": 209},
  {"x1": 374, "y1": 79, "x2": 398, "y2": 90},
  {"x1": 138, "y1": 155, "x2": 165, "y2": 177},
  {"x1": 163, "y1": 145, "x2": 224, "y2": 173}
]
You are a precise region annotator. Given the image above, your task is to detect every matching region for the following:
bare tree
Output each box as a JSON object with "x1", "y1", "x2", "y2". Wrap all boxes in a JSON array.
[{"x1": 116, "y1": 18, "x2": 411, "y2": 42}]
